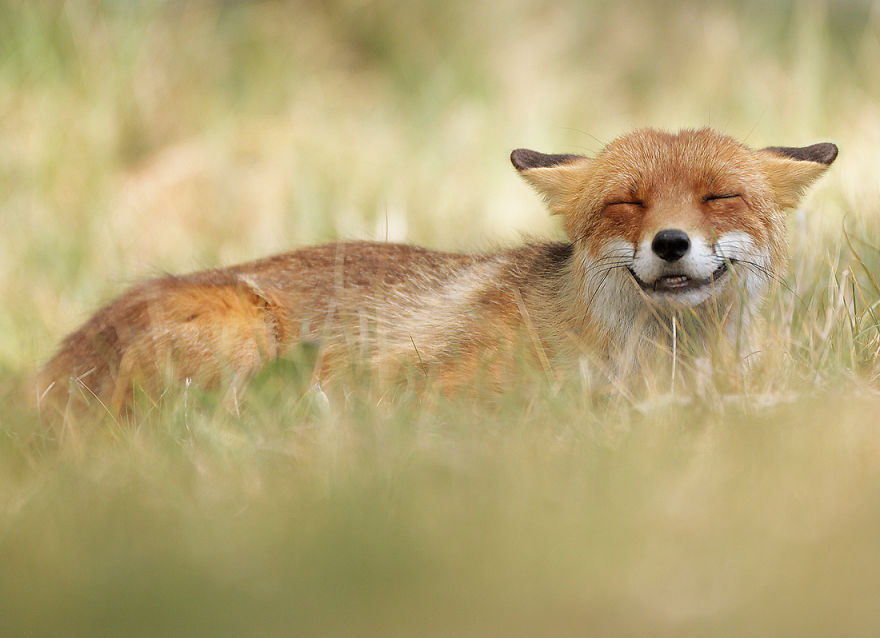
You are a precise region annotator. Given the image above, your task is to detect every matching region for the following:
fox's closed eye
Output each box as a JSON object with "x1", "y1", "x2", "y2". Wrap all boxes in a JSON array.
[
  {"x1": 605, "y1": 200, "x2": 644, "y2": 207},
  {"x1": 704, "y1": 193, "x2": 741, "y2": 202}
]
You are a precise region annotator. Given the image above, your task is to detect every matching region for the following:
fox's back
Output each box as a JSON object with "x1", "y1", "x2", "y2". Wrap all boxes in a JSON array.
[
  {"x1": 233, "y1": 241, "x2": 571, "y2": 367},
  {"x1": 38, "y1": 241, "x2": 531, "y2": 411}
]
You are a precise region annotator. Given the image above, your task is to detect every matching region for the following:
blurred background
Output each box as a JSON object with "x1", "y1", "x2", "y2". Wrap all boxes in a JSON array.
[{"x1": 3, "y1": 1, "x2": 880, "y2": 637}]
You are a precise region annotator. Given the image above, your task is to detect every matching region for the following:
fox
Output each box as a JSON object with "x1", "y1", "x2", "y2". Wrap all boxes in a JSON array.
[{"x1": 37, "y1": 128, "x2": 837, "y2": 416}]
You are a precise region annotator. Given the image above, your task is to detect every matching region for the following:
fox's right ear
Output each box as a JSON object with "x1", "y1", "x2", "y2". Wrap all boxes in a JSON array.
[{"x1": 510, "y1": 149, "x2": 592, "y2": 215}]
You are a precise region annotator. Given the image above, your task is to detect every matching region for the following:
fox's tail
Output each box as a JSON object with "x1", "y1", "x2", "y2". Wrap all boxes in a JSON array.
[{"x1": 36, "y1": 273, "x2": 284, "y2": 418}]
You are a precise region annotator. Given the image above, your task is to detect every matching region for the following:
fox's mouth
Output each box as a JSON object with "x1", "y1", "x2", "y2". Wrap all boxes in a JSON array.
[{"x1": 628, "y1": 261, "x2": 733, "y2": 293}]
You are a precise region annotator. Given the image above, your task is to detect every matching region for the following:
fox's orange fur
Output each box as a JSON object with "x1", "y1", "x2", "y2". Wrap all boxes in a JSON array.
[{"x1": 37, "y1": 128, "x2": 836, "y2": 415}]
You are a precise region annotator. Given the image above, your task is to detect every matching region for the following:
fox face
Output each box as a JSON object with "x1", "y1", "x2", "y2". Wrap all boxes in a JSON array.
[{"x1": 512, "y1": 128, "x2": 836, "y2": 349}]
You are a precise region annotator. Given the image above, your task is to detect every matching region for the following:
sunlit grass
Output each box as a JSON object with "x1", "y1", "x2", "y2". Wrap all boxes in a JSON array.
[{"x1": 2, "y1": 0, "x2": 880, "y2": 636}]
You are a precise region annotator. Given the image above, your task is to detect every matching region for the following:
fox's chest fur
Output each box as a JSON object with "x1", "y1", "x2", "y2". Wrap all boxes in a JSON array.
[{"x1": 37, "y1": 128, "x2": 837, "y2": 415}]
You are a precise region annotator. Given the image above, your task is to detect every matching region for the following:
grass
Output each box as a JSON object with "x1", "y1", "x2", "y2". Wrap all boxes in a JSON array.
[{"x1": 3, "y1": 0, "x2": 880, "y2": 635}]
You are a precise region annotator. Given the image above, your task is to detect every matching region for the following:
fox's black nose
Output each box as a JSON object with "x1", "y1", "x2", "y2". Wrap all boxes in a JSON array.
[{"x1": 651, "y1": 229, "x2": 690, "y2": 262}]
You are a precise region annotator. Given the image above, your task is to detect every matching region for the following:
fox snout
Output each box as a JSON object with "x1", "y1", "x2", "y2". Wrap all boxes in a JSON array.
[
  {"x1": 651, "y1": 229, "x2": 691, "y2": 262},
  {"x1": 624, "y1": 227, "x2": 751, "y2": 304}
]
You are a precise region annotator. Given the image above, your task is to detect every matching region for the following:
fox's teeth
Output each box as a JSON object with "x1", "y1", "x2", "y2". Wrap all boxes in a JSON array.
[
  {"x1": 628, "y1": 261, "x2": 733, "y2": 293},
  {"x1": 654, "y1": 275, "x2": 690, "y2": 290}
]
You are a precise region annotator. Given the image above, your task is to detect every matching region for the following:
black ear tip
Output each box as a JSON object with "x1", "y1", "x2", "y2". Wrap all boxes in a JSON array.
[
  {"x1": 510, "y1": 148, "x2": 533, "y2": 171},
  {"x1": 816, "y1": 142, "x2": 839, "y2": 165},
  {"x1": 764, "y1": 142, "x2": 839, "y2": 165},
  {"x1": 510, "y1": 148, "x2": 587, "y2": 171}
]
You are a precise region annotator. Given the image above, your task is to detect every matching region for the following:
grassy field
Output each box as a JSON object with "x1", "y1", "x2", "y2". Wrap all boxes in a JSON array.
[{"x1": 3, "y1": 0, "x2": 880, "y2": 635}]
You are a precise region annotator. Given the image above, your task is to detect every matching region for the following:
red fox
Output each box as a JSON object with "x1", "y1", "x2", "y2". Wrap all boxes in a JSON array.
[{"x1": 37, "y1": 128, "x2": 836, "y2": 414}]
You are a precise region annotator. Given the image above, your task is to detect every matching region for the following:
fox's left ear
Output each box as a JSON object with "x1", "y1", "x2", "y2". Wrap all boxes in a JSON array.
[
  {"x1": 757, "y1": 142, "x2": 838, "y2": 209},
  {"x1": 511, "y1": 149, "x2": 592, "y2": 215}
]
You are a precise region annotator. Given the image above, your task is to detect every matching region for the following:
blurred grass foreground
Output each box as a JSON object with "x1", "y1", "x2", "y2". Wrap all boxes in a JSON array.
[{"x1": 3, "y1": 1, "x2": 880, "y2": 636}]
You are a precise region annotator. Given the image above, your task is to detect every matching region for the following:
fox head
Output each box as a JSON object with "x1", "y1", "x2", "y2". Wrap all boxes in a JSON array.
[{"x1": 512, "y1": 128, "x2": 836, "y2": 344}]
